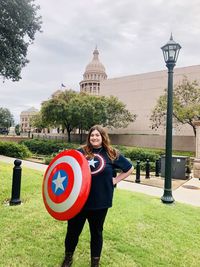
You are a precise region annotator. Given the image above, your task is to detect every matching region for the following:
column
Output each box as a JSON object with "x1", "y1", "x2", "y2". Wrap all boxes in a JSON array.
[{"x1": 193, "y1": 121, "x2": 200, "y2": 178}]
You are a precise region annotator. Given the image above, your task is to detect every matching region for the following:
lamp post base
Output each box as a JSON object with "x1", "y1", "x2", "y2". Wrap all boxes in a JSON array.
[
  {"x1": 9, "y1": 199, "x2": 21, "y2": 206},
  {"x1": 161, "y1": 191, "x2": 175, "y2": 204}
]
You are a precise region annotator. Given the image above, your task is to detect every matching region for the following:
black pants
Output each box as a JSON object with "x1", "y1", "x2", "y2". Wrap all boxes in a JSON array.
[{"x1": 65, "y1": 208, "x2": 108, "y2": 257}]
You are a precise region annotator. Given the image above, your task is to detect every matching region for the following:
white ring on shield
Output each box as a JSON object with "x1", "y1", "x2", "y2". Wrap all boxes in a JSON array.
[{"x1": 44, "y1": 156, "x2": 82, "y2": 213}]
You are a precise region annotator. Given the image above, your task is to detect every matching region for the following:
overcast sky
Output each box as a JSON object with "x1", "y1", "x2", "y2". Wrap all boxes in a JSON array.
[{"x1": 1, "y1": 0, "x2": 200, "y2": 123}]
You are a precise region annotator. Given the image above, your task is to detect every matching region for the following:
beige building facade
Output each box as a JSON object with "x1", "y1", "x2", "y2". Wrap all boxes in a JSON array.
[
  {"x1": 100, "y1": 65, "x2": 200, "y2": 136},
  {"x1": 20, "y1": 107, "x2": 39, "y2": 132}
]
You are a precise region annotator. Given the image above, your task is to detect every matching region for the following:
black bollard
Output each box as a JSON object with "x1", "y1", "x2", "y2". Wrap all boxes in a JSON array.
[
  {"x1": 135, "y1": 160, "x2": 141, "y2": 183},
  {"x1": 185, "y1": 165, "x2": 191, "y2": 179},
  {"x1": 155, "y1": 159, "x2": 160, "y2": 177},
  {"x1": 10, "y1": 159, "x2": 22, "y2": 206},
  {"x1": 145, "y1": 159, "x2": 150, "y2": 179}
]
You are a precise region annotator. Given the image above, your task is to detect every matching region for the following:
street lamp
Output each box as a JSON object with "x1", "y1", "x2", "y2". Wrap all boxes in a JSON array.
[{"x1": 161, "y1": 34, "x2": 181, "y2": 204}]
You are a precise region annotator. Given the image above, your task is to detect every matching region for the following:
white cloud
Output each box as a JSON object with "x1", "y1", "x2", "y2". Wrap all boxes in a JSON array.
[{"x1": 1, "y1": 0, "x2": 200, "y2": 123}]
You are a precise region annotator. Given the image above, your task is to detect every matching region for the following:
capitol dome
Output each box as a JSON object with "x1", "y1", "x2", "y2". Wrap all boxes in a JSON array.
[
  {"x1": 84, "y1": 48, "x2": 106, "y2": 74},
  {"x1": 80, "y1": 47, "x2": 107, "y2": 95}
]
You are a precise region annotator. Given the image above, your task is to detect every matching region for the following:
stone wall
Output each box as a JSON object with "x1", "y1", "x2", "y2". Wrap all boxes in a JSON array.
[
  {"x1": 32, "y1": 133, "x2": 195, "y2": 152},
  {"x1": 109, "y1": 134, "x2": 195, "y2": 152},
  {"x1": 0, "y1": 136, "x2": 28, "y2": 143}
]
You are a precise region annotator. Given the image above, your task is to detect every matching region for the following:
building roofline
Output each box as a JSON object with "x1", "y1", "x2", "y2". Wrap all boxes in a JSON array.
[{"x1": 106, "y1": 64, "x2": 200, "y2": 81}]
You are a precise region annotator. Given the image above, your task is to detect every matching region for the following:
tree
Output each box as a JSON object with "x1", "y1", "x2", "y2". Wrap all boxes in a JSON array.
[
  {"x1": 68, "y1": 93, "x2": 108, "y2": 142},
  {"x1": 0, "y1": 107, "x2": 14, "y2": 129},
  {"x1": 150, "y1": 77, "x2": 200, "y2": 136},
  {"x1": 30, "y1": 112, "x2": 48, "y2": 132},
  {"x1": 104, "y1": 96, "x2": 136, "y2": 128},
  {"x1": 15, "y1": 124, "x2": 20, "y2": 135},
  {"x1": 69, "y1": 93, "x2": 136, "y2": 131},
  {"x1": 40, "y1": 90, "x2": 136, "y2": 142},
  {"x1": 0, "y1": 0, "x2": 42, "y2": 81},
  {"x1": 41, "y1": 90, "x2": 78, "y2": 142}
]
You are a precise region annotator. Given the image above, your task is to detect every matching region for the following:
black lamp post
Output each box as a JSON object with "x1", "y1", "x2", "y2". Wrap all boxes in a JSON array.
[{"x1": 161, "y1": 34, "x2": 181, "y2": 204}]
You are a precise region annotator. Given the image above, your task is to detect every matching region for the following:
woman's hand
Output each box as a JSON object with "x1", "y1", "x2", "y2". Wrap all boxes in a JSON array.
[
  {"x1": 113, "y1": 178, "x2": 117, "y2": 185},
  {"x1": 113, "y1": 167, "x2": 133, "y2": 185}
]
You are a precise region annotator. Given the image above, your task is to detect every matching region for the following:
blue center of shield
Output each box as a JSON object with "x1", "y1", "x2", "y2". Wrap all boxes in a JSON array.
[{"x1": 52, "y1": 170, "x2": 68, "y2": 196}]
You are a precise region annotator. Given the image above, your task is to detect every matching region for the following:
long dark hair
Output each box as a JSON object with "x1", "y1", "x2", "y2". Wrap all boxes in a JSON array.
[{"x1": 82, "y1": 125, "x2": 118, "y2": 160}]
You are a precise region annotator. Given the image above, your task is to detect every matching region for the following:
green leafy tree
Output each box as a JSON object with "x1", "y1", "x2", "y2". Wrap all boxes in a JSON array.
[
  {"x1": 30, "y1": 112, "x2": 48, "y2": 132},
  {"x1": 15, "y1": 124, "x2": 20, "y2": 135},
  {"x1": 41, "y1": 90, "x2": 78, "y2": 142},
  {"x1": 0, "y1": 107, "x2": 14, "y2": 129},
  {"x1": 105, "y1": 96, "x2": 136, "y2": 128},
  {"x1": 150, "y1": 77, "x2": 200, "y2": 136},
  {"x1": 70, "y1": 93, "x2": 136, "y2": 130},
  {"x1": 0, "y1": 0, "x2": 42, "y2": 81},
  {"x1": 68, "y1": 93, "x2": 108, "y2": 142},
  {"x1": 40, "y1": 90, "x2": 136, "y2": 142}
]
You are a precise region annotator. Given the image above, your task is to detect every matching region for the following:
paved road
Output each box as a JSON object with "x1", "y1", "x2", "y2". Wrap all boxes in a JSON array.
[{"x1": 1, "y1": 155, "x2": 200, "y2": 207}]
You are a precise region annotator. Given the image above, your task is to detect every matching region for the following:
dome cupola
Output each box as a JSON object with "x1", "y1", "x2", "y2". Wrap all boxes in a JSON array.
[
  {"x1": 80, "y1": 47, "x2": 107, "y2": 95},
  {"x1": 84, "y1": 48, "x2": 106, "y2": 76}
]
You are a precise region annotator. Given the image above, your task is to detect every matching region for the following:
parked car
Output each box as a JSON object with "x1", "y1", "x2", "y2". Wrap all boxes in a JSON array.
[{"x1": 0, "y1": 128, "x2": 8, "y2": 134}]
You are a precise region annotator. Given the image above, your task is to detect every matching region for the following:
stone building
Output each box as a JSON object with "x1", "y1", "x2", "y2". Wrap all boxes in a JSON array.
[
  {"x1": 20, "y1": 107, "x2": 39, "y2": 133},
  {"x1": 100, "y1": 65, "x2": 200, "y2": 137},
  {"x1": 25, "y1": 49, "x2": 200, "y2": 151},
  {"x1": 80, "y1": 47, "x2": 107, "y2": 95}
]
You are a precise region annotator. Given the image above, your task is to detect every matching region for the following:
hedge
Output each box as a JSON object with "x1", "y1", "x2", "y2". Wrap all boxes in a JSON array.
[
  {"x1": 0, "y1": 141, "x2": 32, "y2": 159},
  {"x1": 19, "y1": 139, "x2": 79, "y2": 155}
]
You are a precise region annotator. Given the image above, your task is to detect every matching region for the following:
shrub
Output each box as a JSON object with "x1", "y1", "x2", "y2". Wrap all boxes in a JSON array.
[
  {"x1": 114, "y1": 147, "x2": 163, "y2": 172},
  {"x1": 0, "y1": 141, "x2": 32, "y2": 159},
  {"x1": 20, "y1": 139, "x2": 79, "y2": 155},
  {"x1": 124, "y1": 147, "x2": 163, "y2": 162},
  {"x1": 133, "y1": 160, "x2": 156, "y2": 172}
]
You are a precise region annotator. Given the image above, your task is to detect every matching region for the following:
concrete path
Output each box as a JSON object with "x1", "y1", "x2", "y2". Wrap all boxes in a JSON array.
[
  {"x1": 118, "y1": 178, "x2": 200, "y2": 207},
  {"x1": 1, "y1": 155, "x2": 200, "y2": 207},
  {"x1": 0, "y1": 155, "x2": 47, "y2": 172}
]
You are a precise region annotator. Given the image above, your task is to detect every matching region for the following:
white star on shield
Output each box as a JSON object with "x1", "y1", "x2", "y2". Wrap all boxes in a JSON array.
[
  {"x1": 88, "y1": 158, "x2": 98, "y2": 168},
  {"x1": 52, "y1": 171, "x2": 67, "y2": 192}
]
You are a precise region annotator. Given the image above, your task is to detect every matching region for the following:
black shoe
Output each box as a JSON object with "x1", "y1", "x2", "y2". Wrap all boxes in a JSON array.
[
  {"x1": 91, "y1": 257, "x2": 100, "y2": 267},
  {"x1": 61, "y1": 252, "x2": 73, "y2": 267}
]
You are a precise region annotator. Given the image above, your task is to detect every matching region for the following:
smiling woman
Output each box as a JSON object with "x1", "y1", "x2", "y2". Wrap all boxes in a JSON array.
[
  {"x1": 61, "y1": 125, "x2": 133, "y2": 267},
  {"x1": 89, "y1": 129, "x2": 103, "y2": 148}
]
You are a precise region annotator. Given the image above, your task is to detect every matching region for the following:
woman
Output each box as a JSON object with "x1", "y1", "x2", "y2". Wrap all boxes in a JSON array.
[{"x1": 62, "y1": 125, "x2": 133, "y2": 267}]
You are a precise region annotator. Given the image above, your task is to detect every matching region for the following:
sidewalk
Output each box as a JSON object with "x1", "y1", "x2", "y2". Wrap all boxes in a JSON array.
[{"x1": 1, "y1": 155, "x2": 200, "y2": 207}]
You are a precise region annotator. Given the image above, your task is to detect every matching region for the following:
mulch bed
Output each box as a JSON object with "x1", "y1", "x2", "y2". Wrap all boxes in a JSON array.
[{"x1": 125, "y1": 174, "x2": 190, "y2": 190}]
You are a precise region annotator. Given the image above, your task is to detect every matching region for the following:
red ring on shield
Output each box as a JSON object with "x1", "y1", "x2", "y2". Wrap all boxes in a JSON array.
[
  {"x1": 42, "y1": 150, "x2": 91, "y2": 221},
  {"x1": 47, "y1": 162, "x2": 74, "y2": 204}
]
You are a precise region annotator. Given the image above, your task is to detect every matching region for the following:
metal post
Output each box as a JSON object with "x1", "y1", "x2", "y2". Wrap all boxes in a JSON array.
[
  {"x1": 10, "y1": 159, "x2": 22, "y2": 206},
  {"x1": 145, "y1": 159, "x2": 150, "y2": 179},
  {"x1": 135, "y1": 160, "x2": 141, "y2": 183},
  {"x1": 155, "y1": 159, "x2": 160, "y2": 177},
  {"x1": 161, "y1": 62, "x2": 175, "y2": 204}
]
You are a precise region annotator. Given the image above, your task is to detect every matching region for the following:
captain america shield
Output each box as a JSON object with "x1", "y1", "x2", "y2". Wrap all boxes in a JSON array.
[{"x1": 42, "y1": 149, "x2": 91, "y2": 221}]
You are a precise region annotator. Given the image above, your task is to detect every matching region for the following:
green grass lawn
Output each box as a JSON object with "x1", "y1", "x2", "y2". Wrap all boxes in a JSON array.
[{"x1": 1, "y1": 161, "x2": 200, "y2": 267}]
